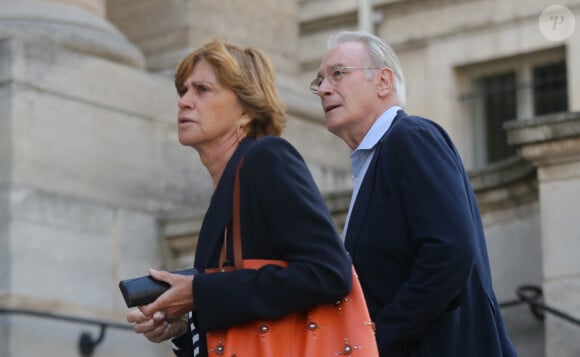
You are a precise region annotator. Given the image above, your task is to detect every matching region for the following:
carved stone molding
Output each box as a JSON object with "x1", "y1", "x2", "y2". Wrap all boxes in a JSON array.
[{"x1": 505, "y1": 111, "x2": 580, "y2": 166}]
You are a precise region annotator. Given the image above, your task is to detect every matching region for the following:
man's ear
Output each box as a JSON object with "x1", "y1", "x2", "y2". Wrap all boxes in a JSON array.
[{"x1": 377, "y1": 67, "x2": 394, "y2": 98}]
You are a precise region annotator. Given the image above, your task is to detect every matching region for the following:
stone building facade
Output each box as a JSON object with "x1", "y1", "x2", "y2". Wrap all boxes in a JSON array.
[{"x1": 1, "y1": 0, "x2": 579, "y2": 356}]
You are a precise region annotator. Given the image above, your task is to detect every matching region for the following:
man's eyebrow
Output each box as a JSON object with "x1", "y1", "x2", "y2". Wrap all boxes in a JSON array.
[{"x1": 317, "y1": 63, "x2": 346, "y2": 76}]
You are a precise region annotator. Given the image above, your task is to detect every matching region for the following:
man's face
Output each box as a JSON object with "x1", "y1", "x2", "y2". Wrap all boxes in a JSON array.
[{"x1": 315, "y1": 42, "x2": 382, "y2": 146}]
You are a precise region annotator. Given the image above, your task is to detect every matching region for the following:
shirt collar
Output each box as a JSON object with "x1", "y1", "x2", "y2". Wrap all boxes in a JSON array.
[{"x1": 356, "y1": 105, "x2": 401, "y2": 151}]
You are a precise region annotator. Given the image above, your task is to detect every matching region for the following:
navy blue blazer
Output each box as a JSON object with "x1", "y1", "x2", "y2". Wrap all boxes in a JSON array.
[
  {"x1": 184, "y1": 136, "x2": 352, "y2": 356},
  {"x1": 345, "y1": 111, "x2": 517, "y2": 357}
]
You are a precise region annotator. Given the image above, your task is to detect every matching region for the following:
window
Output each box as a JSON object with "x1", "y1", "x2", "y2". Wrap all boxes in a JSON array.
[
  {"x1": 533, "y1": 61, "x2": 568, "y2": 115},
  {"x1": 477, "y1": 72, "x2": 518, "y2": 164},
  {"x1": 459, "y1": 49, "x2": 568, "y2": 168}
]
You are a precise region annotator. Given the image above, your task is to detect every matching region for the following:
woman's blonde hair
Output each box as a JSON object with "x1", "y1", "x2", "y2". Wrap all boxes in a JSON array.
[{"x1": 175, "y1": 39, "x2": 286, "y2": 137}]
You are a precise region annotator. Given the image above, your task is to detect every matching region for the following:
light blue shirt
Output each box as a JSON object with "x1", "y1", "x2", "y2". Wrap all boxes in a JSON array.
[{"x1": 342, "y1": 106, "x2": 401, "y2": 239}]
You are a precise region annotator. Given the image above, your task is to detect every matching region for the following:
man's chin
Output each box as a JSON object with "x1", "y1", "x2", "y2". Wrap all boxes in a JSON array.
[
  {"x1": 325, "y1": 115, "x2": 342, "y2": 132},
  {"x1": 325, "y1": 121, "x2": 342, "y2": 137}
]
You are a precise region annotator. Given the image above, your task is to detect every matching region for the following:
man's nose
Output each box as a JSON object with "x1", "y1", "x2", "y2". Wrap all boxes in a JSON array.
[{"x1": 317, "y1": 76, "x2": 333, "y2": 95}]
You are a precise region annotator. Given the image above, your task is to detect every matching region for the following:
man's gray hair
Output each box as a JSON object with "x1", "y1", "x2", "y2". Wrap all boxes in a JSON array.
[{"x1": 327, "y1": 30, "x2": 406, "y2": 107}]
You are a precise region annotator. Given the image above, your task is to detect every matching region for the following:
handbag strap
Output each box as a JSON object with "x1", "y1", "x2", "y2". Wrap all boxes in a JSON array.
[
  {"x1": 219, "y1": 158, "x2": 285, "y2": 271},
  {"x1": 216, "y1": 159, "x2": 244, "y2": 270},
  {"x1": 232, "y1": 159, "x2": 244, "y2": 269}
]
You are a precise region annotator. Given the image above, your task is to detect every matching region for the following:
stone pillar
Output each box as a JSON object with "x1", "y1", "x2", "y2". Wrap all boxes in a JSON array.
[
  {"x1": 0, "y1": 0, "x2": 144, "y2": 68},
  {"x1": 357, "y1": 0, "x2": 373, "y2": 33},
  {"x1": 0, "y1": 2, "x2": 190, "y2": 355},
  {"x1": 566, "y1": 9, "x2": 580, "y2": 112},
  {"x1": 506, "y1": 111, "x2": 580, "y2": 357},
  {"x1": 107, "y1": 0, "x2": 296, "y2": 76}
]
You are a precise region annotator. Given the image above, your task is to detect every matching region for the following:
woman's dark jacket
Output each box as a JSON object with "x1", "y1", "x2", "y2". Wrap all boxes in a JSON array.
[{"x1": 173, "y1": 136, "x2": 352, "y2": 356}]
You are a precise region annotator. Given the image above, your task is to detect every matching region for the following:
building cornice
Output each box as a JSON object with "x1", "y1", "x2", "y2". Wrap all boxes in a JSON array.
[
  {"x1": 505, "y1": 111, "x2": 580, "y2": 166},
  {"x1": 469, "y1": 156, "x2": 538, "y2": 214}
]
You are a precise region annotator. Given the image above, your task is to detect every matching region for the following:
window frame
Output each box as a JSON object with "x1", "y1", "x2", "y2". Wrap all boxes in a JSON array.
[{"x1": 457, "y1": 47, "x2": 567, "y2": 169}]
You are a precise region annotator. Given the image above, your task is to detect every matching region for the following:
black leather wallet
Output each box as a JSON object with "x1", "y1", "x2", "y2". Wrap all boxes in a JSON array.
[{"x1": 118, "y1": 268, "x2": 198, "y2": 308}]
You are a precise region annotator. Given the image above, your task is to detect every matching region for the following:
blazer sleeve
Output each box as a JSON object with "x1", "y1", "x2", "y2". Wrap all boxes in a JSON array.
[
  {"x1": 374, "y1": 119, "x2": 477, "y2": 348},
  {"x1": 193, "y1": 137, "x2": 352, "y2": 332}
]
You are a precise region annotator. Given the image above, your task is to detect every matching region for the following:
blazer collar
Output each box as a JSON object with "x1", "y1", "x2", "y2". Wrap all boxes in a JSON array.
[
  {"x1": 194, "y1": 137, "x2": 255, "y2": 270},
  {"x1": 344, "y1": 109, "x2": 406, "y2": 252}
]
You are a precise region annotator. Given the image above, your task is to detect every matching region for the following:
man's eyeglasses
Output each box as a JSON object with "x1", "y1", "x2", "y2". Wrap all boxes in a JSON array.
[{"x1": 309, "y1": 65, "x2": 381, "y2": 94}]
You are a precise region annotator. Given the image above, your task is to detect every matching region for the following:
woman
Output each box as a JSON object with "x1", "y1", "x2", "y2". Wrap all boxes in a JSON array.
[{"x1": 127, "y1": 39, "x2": 352, "y2": 356}]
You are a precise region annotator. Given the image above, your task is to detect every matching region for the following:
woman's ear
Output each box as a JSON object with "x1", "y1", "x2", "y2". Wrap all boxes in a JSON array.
[
  {"x1": 377, "y1": 67, "x2": 394, "y2": 98},
  {"x1": 239, "y1": 112, "x2": 252, "y2": 127}
]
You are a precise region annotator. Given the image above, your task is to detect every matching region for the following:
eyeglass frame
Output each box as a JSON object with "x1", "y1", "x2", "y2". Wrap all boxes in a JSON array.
[{"x1": 309, "y1": 65, "x2": 382, "y2": 94}]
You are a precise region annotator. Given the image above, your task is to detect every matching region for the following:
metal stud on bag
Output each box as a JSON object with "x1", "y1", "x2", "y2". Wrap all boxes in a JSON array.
[
  {"x1": 335, "y1": 338, "x2": 362, "y2": 356},
  {"x1": 307, "y1": 320, "x2": 319, "y2": 331},
  {"x1": 210, "y1": 339, "x2": 225, "y2": 355},
  {"x1": 256, "y1": 322, "x2": 272, "y2": 337},
  {"x1": 305, "y1": 319, "x2": 322, "y2": 337}
]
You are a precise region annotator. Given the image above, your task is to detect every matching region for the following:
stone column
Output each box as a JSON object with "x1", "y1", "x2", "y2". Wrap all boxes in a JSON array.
[
  {"x1": 0, "y1": 0, "x2": 144, "y2": 68},
  {"x1": 0, "y1": 2, "x2": 177, "y2": 356},
  {"x1": 108, "y1": 0, "x2": 295, "y2": 75},
  {"x1": 357, "y1": 0, "x2": 373, "y2": 33},
  {"x1": 506, "y1": 111, "x2": 580, "y2": 357}
]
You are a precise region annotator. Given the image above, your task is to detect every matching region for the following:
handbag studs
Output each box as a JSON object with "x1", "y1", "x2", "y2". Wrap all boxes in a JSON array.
[
  {"x1": 307, "y1": 320, "x2": 320, "y2": 331},
  {"x1": 306, "y1": 319, "x2": 322, "y2": 337},
  {"x1": 209, "y1": 339, "x2": 225, "y2": 355},
  {"x1": 334, "y1": 296, "x2": 352, "y2": 312},
  {"x1": 335, "y1": 338, "x2": 362, "y2": 356},
  {"x1": 256, "y1": 322, "x2": 272, "y2": 336}
]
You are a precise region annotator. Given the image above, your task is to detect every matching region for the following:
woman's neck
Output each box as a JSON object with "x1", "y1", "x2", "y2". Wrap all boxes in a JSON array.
[{"x1": 196, "y1": 139, "x2": 241, "y2": 190}]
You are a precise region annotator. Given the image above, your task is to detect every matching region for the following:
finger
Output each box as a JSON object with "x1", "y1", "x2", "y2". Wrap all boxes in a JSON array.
[
  {"x1": 148, "y1": 268, "x2": 172, "y2": 284},
  {"x1": 133, "y1": 317, "x2": 162, "y2": 334},
  {"x1": 138, "y1": 270, "x2": 173, "y2": 316},
  {"x1": 152, "y1": 311, "x2": 166, "y2": 323},
  {"x1": 127, "y1": 309, "x2": 147, "y2": 324},
  {"x1": 140, "y1": 300, "x2": 162, "y2": 317},
  {"x1": 144, "y1": 321, "x2": 169, "y2": 343}
]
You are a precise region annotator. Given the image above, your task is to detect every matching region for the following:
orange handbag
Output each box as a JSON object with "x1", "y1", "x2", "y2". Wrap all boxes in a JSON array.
[{"x1": 205, "y1": 161, "x2": 378, "y2": 357}]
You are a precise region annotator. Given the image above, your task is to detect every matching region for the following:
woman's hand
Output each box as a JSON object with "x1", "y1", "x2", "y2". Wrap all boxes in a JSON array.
[
  {"x1": 138, "y1": 268, "x2": 196, "y2": 322},
  {"x1": 127, "y1": 310, "x2": 187, "y2": 343}
]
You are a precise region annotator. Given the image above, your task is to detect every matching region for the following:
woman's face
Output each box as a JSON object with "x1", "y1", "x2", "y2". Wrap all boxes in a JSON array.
[{"x1": 177, "y1": 59, "x2": 245, "y2": 149}]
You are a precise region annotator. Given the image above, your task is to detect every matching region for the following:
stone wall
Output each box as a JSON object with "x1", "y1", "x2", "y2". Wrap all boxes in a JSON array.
[
  {"x1": 0, "y1": 35, "x2": 191, "y2": 356},
  {"x1": 506, "y1": 111, "x2": 580, "y2": 357}
]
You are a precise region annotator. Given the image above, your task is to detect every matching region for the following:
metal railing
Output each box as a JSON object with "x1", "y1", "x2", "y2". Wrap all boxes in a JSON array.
[
  {"x1": 1, "y1": 284, "x2": 580, "y2": 356},
  {"x1": 0, "y1": 307, "x2": 132, "y2": 356},
  {"x1": 499, "y1": 285, "x2": 580, "y2": 326}
]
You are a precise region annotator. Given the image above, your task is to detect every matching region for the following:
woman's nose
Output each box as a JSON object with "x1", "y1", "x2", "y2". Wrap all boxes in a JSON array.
[{"x1": 178, "y1": 92, "x2": 194, "y2": 108}]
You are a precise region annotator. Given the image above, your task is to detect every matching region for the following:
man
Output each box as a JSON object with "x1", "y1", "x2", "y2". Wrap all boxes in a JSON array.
[{"x1": 312, "y1": 30, "x2": 517, "y2": 357}]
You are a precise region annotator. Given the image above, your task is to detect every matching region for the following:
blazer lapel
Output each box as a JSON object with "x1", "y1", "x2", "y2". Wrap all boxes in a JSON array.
[
  {"x1": 193, "y1": 138, "x2": 255, "y2": 270},
  {"x1": 344, "y1": 110, "x2": 406, "y2": 253},
  {"x1": 344, "y1": 169, "x2": 373, "y2": 253}
]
